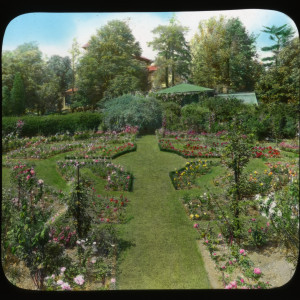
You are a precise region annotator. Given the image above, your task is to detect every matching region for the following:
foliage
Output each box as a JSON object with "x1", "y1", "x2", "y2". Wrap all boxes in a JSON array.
[
  {"x1": 2, "y1": 112, "x2": 102, "y2": 137},
  {"x1": 221, "y1": 125, "x2": 254, "y2": 239},
  {"x1": 103, "y1": 94, "x2": 162, "y2": 133},
  {"x1": 260, "y1": 24, "x2": 295, "y2": 67},
  {"x1": 159, "y1": 101, "x2": 182, "y2": 131},
  {"x1": 10, "y1": 72, "x2": 26, "y2": 116},
  {"x1": 181, "y1": 103, "x2": 210, "y2": 132},
  {"x1": 67, "y1": 170, "x2": 92, "y2": 239},
  {"x1": 191, "y1": 16, "x2": 259, "y2": 92},
  {"x1": 3, "y1": 163, "x2": 66, "y2": 289},
  {"x1": 77, "y1": 19, "x2": 148, "y2": 108},
  {"x1": 255, "y1": 37, "x2": 300, "y2": 103},
  {"x1": 258, "y1": 179, "x2": 299, "y2": 263},
  {"x1": 148, "y1": 15, "x2": 191, "y2": 88},
  {"x1": 2, "y1": 42, "x2": 45, "y2": 114}
]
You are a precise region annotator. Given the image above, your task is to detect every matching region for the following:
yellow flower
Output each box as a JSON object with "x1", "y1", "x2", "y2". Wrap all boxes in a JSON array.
[
  {"x1": 260, "y1": 183, "x2": 264, "y2": 186},
  {"x1": 254, "y1": 171, "x2": 257, "y2": 174},
  {"x1": 195, "y1": 214, "x2": 200, "y2": 218},
  {"x1": 190, "y1": 214, "x2": 194, "y2": 219}
]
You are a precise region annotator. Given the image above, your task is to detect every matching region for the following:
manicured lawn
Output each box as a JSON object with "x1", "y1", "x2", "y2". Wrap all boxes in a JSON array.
[{"x1": 114, "y1": 135, "x2": 211, "y2": 289}]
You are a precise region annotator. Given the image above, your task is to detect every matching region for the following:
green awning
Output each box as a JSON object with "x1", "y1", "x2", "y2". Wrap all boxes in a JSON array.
[
  {"x1": 217, "y1": 92, "x2": 258, "y2": 105},
  {"x1": 155, "y1": 83, "x2": 214, "y2": 94}
]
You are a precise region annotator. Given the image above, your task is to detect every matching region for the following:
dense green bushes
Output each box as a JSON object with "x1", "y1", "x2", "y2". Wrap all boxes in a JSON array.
[
  {"x1": 2, "y1": 112, "x2": 102, "y2": 137},
  {"x1": 158, "y1": 96, "x2": 298, "y2": 140},
  {"x1": 102, "y1": 94, "x2": 162, "y2": 134}
]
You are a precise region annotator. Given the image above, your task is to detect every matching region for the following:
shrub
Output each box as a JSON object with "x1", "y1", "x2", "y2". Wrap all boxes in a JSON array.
[
  {"x1": 2, "y1": 112, "x2": 102, "y2": 137},
  {"x1": 181, "y1": 103, "x2": 210, "y2": 132},
  {"x1": 103, "y1": 94, "x2": 163, "y2": 134}
]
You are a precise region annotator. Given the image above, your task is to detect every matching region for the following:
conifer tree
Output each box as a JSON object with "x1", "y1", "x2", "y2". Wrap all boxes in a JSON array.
[
  {"x1": 261, "y1": 24, "x2": 295, "y2": 67},
  {"x1": 11, "y1": 72, "x2": 26, "y2": 115}
]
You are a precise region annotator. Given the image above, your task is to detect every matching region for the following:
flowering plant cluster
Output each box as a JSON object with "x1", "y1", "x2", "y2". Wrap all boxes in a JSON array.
[
  {"x1": 44, "y1": 267, "x2": 85, "y2": 291},
  {"x1": 90, "y1": 193, "x2": 129, "y2": 224},
  {"x1": 251, "y1": 146, "x2": 280, "y2": 158},
  {"x1": 182, "y1": 193, "x2": 213, "y2": 220},
  {"x1": 56, "y1": 159, "x2": 133, "y2": 192},
  {"x1": 159, "y1": 139, "x2": 221, "y2": 158},
  {"x1": 67, "y1": 141, "x2": 136, "y2": 159},
  {"x1": 258, "y1": 179, "x2": 299, "y2": 261},
  {"x1": 49, "y1": 226, "x2": 77, "y2": 248},
  {"x1": 156, "y1": 129, "x2": 228, "y2": 139},
  {"x1": 6, "y1": 140, "x2": 85, "y2": 159},
  {"x1": 200, "y1": 235, "x2": 271, "y2": 289},
  {"x1": 171, "y1": 160, "x2": 216, "y2": 190},
  {"x1": 279, "y1": 141, "x2": 299, "y2": 153}
]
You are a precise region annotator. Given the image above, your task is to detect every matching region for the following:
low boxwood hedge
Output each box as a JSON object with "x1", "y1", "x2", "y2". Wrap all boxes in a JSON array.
[{"x1": 2, "y1": 112, "x2": 102, "y2": 137}]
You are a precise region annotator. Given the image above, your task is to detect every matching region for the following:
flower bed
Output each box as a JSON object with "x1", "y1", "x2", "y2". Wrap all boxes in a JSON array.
[
  {"x1": 5, "y1": 140, "x2": 85, "y2": 159},
  {"x1": 179, "y1": 156, "x2": 299, "y2": 289},
  {"x1": 159, "y1": 139, "x2": 221, "y2": 158},
  {"x1": 279, "y1": 141, "x2": 299, "y2": 153},
  {"x1": 170, "y1": 160, "x2": 217, "y2": 190},
  {"x1": 65, "y1": 142, "x2": 137, "y2": 160},
  {"x1": 251, "y1": 146, "x2": 280, "y2": 158},
  {"x1": 56, "y1": 159, "x2": 133, "y2": 192},
  {"x1": 2, "y1": 162, "x2": 129, "y2": 290}
]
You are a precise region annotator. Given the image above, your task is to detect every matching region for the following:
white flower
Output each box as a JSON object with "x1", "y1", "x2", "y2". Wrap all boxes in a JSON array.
[
  {"x1": 255, "y1": 194, "x2": 261, "y2": 200},
  {"x1": 277, "y1": 210, "x2": 282, "y2": 217}
]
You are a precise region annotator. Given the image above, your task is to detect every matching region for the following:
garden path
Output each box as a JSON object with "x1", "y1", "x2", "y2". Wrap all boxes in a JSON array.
[{"x1": 114, "y1": 135, "x2": 211, "y2": 289}]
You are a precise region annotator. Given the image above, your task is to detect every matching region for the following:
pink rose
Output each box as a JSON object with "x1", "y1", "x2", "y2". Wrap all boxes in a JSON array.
[{"x1": 254, "y1": 268, "x2": 262, "y2": 275}]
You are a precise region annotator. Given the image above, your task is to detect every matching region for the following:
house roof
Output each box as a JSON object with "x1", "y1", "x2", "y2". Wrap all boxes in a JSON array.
[
  {"x1": 155, "y1": 83, "x2": 214, "y2": 94},
  {"x1": 217, "y1": 92, "x2": 258, "y2": 105},
  {"x1": 147, "y1": 65, "x2": 158, "y2": 72},
  {"x1": 65, "y1": 88, "x2": 78, "y2": 95}
]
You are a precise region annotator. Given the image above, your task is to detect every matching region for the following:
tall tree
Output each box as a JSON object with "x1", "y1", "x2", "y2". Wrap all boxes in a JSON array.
[
  {"x1": 46, "y1": 55, "x2": 72, "y2": 112},
  {"x1": 255, "y1": 37, "x2": 300, "y2": 103},
  {"x1": 68, "y1": 38, "x2": 81, "y2": 94},
  {"x1": 148, "y1": 16, "x2": 191, "y2": 88},
  {"x1": 191, "y1": 16, "x2": 259, "y2": 92},
  {"x1": 261, "y1": 24, "x2": 295, "y2": 67},
  {"x1": 77, "y1": 19, "x2": 147, "y2": 109},
  {"x1": 11, "y1": 72, "x2": 26, "y2": 115},
  {"x1": 2, "y1": 42, "x2": 45, "y2": 113}
]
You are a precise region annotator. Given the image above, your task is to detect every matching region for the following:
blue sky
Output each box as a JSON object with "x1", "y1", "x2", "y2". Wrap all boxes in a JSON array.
[{"x1": 2, "y1": 10, "x2": 298, "y2": 61}]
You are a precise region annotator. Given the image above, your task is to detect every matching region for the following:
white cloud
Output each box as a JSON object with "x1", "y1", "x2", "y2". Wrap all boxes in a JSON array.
[{"x1": 69, "y1": 12, "x2": 169, "y2": 60}]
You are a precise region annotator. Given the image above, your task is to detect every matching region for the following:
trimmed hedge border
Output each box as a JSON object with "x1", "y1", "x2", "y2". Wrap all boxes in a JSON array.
[{"x1": 2, "y1": 112, "x2": 102, "y2": 137}]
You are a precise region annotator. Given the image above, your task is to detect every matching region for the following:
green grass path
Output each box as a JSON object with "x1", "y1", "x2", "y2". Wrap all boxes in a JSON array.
[{"x1": 114, "y1": 135, "x2": 211, "y2": 289}]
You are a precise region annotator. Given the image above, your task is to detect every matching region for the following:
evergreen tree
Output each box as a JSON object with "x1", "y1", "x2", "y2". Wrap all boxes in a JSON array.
[
  {"x1": 261, "y1": 24, "x2": 295, "y2": 67},
  {"x1": 191, "y1": 16, "x2": 259, "y2": 92},
  {"x1": 11, "y1": 72, "x2": 26, "y2": 115}
]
